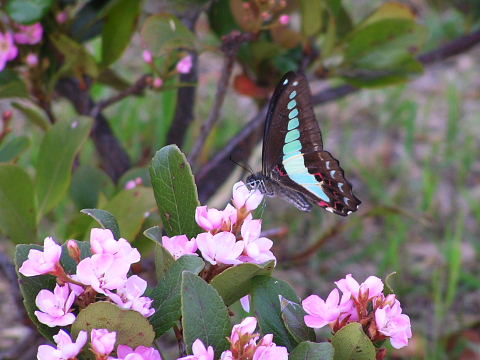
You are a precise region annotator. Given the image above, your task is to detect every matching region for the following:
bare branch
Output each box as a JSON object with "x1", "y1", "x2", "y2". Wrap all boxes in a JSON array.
[{"x1": 188, "y1": 31, "x2": 256, "y2": 167}]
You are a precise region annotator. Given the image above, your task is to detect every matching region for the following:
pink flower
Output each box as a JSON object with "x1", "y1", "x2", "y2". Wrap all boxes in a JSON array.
[
  {"x1": 37, "y1": 329, "x2": 87, "y2": 360},
  {"x1": 178, "y1": 339, "x2": 214, "y2": 360},
  {"x1": 375, "y1": 300, "x2": 412, "y2": 349},
  {"x1": 143, "y1": 50, "x2": 153, "y2": 64},
  {"x1": 75, "y1": 254, "x2": 129, "y2": 294},
  {"x1": 220, "y1": 351, "x2": 233, "y2": 360},
  {"x1": 153, "y1": 77, "x2": 163, "y2": 89},
  {"x1": 14, "y1": 23, "x2": 43, "y2": 44},
  {"x1": 222, "y1": 204, "x2": 237, "y2": 228},
  {"x1": 176, "y1": 55, "x2": 192, "y2": 74},
  {"x1": 106, "y1": 275, "x2": 155, "y2": 317},
  {"x1": 90, "y1": 228, "x2": 140, "y2": 265},
  {"x1": 230, "y1": 316, "x2": 257, "y2": 343},
  {"x1": 0, "y1": 32, "x2": 18, "y2": 72},
  {"x1": 26, "y1": 52, "x2": 38, "y2": 67},
  {"x1": 117, "y1": 344, "x2": 162, "y2": 360},
  {"x1": 162, "y1": 235, "x2": 198, "y2": 260},
  {"x1": 302, "y1": 289, "x2": 343, "y2": 329},
  {"x1": 232, "y1": 181, "x2": 263, "y2": 212},
  {"x1": 335, "y1": 274, "x2": 383, "y2": 301},
  {"x1": 34, "y1": 283, "x2": 77, "y2": 327},
  {"x1": 196, "y1": 232, "x2": 244, "y2": 265},
  {"x1": 19, "y1": 237, "x2": 62, "y2": 277},
  {"x1": 195, "y1": 206, "x2": 224, "y2": 231},
  {"x1": 239, "y1": 219, "x2": 275, "y2": 264},
  {"x1": 253, "y1": 343, "x2": 288, "y2": 360},
  {"x1": 91, "y1": 329, "x2": 116, "y2": 356},
  {"x1": 278, "y1": 15, "x2": 290, "y2": 25}
]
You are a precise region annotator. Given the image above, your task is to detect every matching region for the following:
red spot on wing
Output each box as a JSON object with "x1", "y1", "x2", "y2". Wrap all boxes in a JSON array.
[{"x1": 318, "y1": 201, "x2": 329, "y2": 207}]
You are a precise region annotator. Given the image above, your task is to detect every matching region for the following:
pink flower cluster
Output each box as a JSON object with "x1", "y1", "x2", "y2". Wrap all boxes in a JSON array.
[
  {"x1": 178, "y1": 317, "x2": 288, "y2": 360},
  {"x1": 302, "y1": 274, "x2": 412, "y2": 349},
  {"x1": 38, "y1": 328, "x2": 161, "y2": 360},
  {"x1": 0, "y1": 22, "x2": 43, "y2": 71},
  {"x1": 19, "y1": 228, "x2": 154, "y2": 330},
  {"x1": 162, "y1": 181, "x2": 275, "y2": 267}
]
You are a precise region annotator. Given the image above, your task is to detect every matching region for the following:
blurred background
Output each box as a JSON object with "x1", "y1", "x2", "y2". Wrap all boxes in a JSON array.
[{"x1": 0, "y1": 0, "x2": 479, "y2": 358}]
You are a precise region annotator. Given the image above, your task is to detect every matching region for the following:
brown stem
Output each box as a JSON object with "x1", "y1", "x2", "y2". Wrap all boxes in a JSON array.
[
  {"x1": 196, "y1": 29, "x2": 480, "y2": 202},
  {"x1": 188, "y1": 31, "x2": 256, "y2": 167},
  {"x1": 91, "y1": 74, "x2": 151, "y2": 117},
  {"x1": 174, "y1": 324, "x2": 187, "y2": 357}
]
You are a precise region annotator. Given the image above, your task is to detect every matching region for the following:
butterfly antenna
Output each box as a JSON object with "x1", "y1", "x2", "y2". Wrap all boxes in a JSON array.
[{"x1": 229, "y1": 155, "x2": 254, "y2": 176}]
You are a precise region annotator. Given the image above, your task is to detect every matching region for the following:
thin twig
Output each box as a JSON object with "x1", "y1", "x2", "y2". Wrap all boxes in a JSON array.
[
  {"x1": 188, "y1": 31, "x2": 256, "y2": 167},
  {"x1": 91, "y1": 74, "x2": 150, "y2": 118},
  {"x1": 196, "y1": 29, "x2": 480, "y2": 201}
]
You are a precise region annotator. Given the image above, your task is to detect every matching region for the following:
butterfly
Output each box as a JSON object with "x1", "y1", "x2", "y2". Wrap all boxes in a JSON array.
[{"x1": 246, "y1": 72, "x2": 361, "y2": 216}]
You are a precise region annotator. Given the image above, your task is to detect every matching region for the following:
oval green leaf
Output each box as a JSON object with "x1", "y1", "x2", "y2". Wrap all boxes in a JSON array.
[
  {"x1": 280, "y1": 296, "x2": 316, "y2": 343},
  {"x1": 71, "y1": 301, "x2": 155, "y2": 349},
  {"x1": 35, "y1": 117, "x2": 93, "y2": 219},
  {"x1": 70, "y1": 165, "x2": 114, "y2": 210},
  {"x1": 0, "y1": 165, "x2": 36, "y2": 243},
  {"x1": 0, "y1": 135, "x2": 30, "y2": 163},
  {"x1": 331, "y1": 323, "x2": 376, "y2": 360},
  {"x1": 290, "y1": 341, "x2": 335, "y2": 360},
  {"x1": 210, "y1": 261, "x2": 275, "y2": 306},
  {"x1": 250, "y1": 276, "x2": 300, "y2": 350},
  {"x1": 12, "y1": 102, "x2": 51, "y2": 131},
  {"x1": 6, "y1": 0, "x2": 53, "y2": 24},
  {"x1": 141, "y1": 13, "x2": 195, "y2": 56},
  {"x1": 148, "y1": 255, "x2": 204, "y2": 337},
  {"x1": 149, "y1": 145, "x2": 201, "y2": 238},
  {"x1": 181, "y1": 272, "x2": 231, "y2": 357},
  {"x1": 80, "y1": 209, "x2": 121, "y2": 240},
  {"x1": 0, "y1": 69, "x2": 28, "y2": 99}
]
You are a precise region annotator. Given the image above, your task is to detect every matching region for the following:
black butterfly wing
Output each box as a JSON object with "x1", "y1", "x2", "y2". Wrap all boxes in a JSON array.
[{"x1": 262, "y1": 72, "x2": 361, "y2": 216}]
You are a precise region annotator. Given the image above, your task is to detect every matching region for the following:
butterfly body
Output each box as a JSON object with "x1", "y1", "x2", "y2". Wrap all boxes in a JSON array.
[{"x1": 247, "y1": 72, "x2": 361, "y2": 216}]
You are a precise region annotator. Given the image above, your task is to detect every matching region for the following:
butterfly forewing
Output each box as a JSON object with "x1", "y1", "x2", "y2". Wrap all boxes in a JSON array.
[{"x1": 261, "y1": 72, "x2": 361, "y2": 216}]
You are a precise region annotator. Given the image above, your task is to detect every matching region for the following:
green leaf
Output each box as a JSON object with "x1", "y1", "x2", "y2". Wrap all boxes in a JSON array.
[
  {"x1": 80, "y1": 209, "x2": 121, "y2": 239},
  {"x1": 101, "y1": 0, "x2": 141, "y2": 67},
  {"x1": 149, "y1": 145, "x2": 201, "y2": 238},
  {"x1": 12, "y1": 102, "x2": 51, "y2": 131},
  {"x1": 148, "y1": 255, "x2": 204, "y2": 337},
  {"x1": 280, "y1": 296, "x2": 316, "y2": 343},
  {"x1": 344, "y1": 19, "x2": 427, "y2": 68},
  {"x1": 208, "y1": 0, "x2": 240, "y2": 37},
  {"x1": 0, "y1": 135, "x2": 30, "y2": 162},
  {"x1": 15, "y1": 244, "x2": 57, "y2": 341},
  {"x1": 300, "y1": 0, "x2": 323, "y2": 37},
  {"x1": 85, "y1": 188, "x2": 157, "y2": 242},
  {"x1": 250, "y1": 276, "x2": 300, "y2": 350},
  {"x1": 69, "y1": 0, "x2": 105, "y2": 42},
  {"x1": 331, "y1": 323, "x2": 376, "y2": 360},
  {"x1": 6, "y1": 0, "x2": 53, "y2": 24},
  {"x1": 70, "y1": 165, "x2": 114, "y2": 210},
  {"x1": 384, "y1": 272, "x2": 397, "y2": 295},
  {"x1": 210, "y1": 261, "x2": 275, "y2": 306},
  {"x1": 290, "y1": 341, "x2": 335, "y2": 360},
  {"x1": 35, "y1": 117, "x2": 93, "y2": 218},
  {"x1": 0, "y1": 70, "x2": 28, "y2": 99},
  {"x1": 0, "y1": 165, "x2": 36, "y2": 243},
  {"x1": 141, "y1": 14, "x2": 195, "y2": 56},
  {"x1": 144, "y1": 227, "x2": 176, "y2": 281},
  {"x1": 361, "y1": 1, "x2": 418, "y2": 27},
  {"x1": 71, "y1": 301, "x2": 155, "y2": 350},
  {"x1": 181, "y1": 272, "x2": 231, "y2": 357},
  {"x1": 49, "y1": 34, "x2": 99, "y2": 90}
]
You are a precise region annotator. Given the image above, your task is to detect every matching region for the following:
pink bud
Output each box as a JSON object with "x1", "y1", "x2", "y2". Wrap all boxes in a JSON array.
[
  {"x1": 153, "y1": 77, "x2": 163, "y2": 89},
  {"x1": 279, "y1": 15, "x2": 290, "y2": 25},
  {"x1": 56, "y1": 11, "x2": 69, "y2": 24},
  {"x1": 176, "y1": 55, "x2": 192, "y2": 74},
  {"x1": 14, "y1": 23, "x2": 43, "y2": 45},
  {"x1": 143, "y1": 50, "x2": 153, "y2": 64},
  {"x1": 25, "y1": 53, "x2": 39, "y2": 67},
  {"x1": 67, "y1": 240, "x2": 81, "y2": 263}
]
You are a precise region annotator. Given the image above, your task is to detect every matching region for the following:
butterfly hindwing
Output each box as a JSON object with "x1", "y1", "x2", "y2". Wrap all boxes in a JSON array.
[{"x1": 262, "y1": 72, "x2": 360, "y2": 216}]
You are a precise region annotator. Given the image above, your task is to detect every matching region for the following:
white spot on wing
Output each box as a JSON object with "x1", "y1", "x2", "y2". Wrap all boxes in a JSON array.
[
  {"x1": 283, "y1": 79, "x2": 288, "y2": 85},
  {"x1": 293, "y1": 81, "x2": 298, "y2": 86},
  {"x1": 325, "y1": 161, "x2": 331, "y2": 169},
  {"x1": 326, "y1": 207, "x2": 334, "y2": 213},
  {"x1": 347, "y1": 211, "x2": 352, "y2": 215}
]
